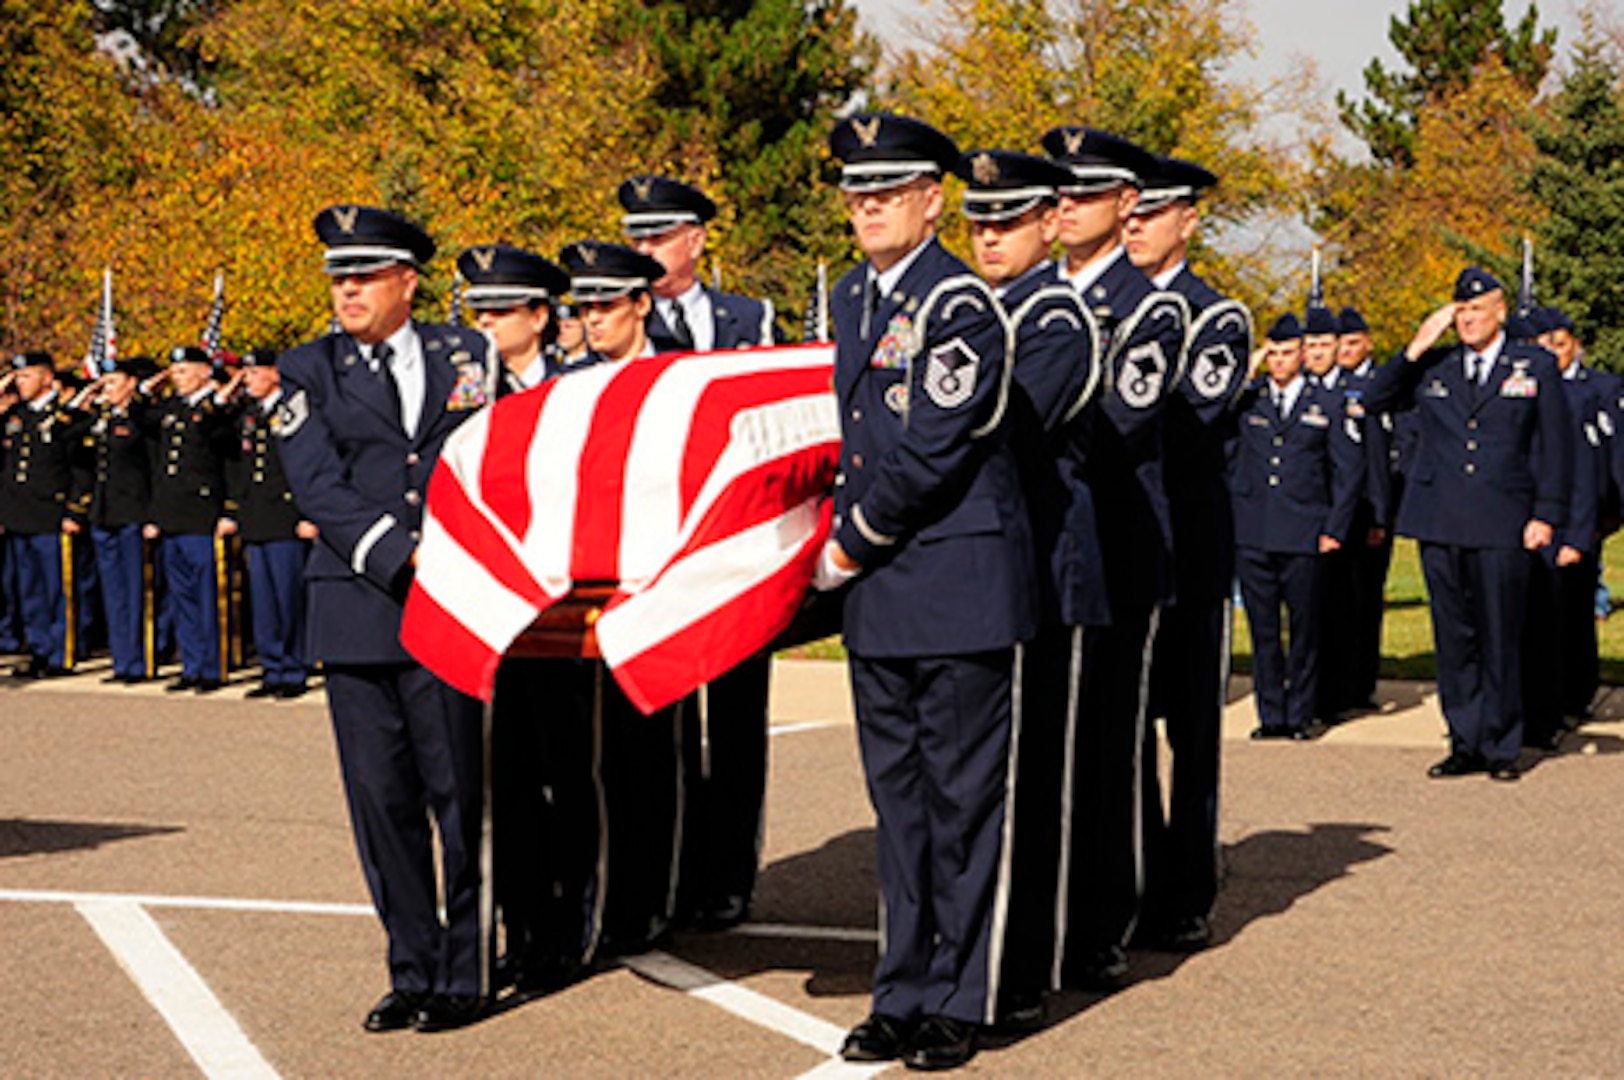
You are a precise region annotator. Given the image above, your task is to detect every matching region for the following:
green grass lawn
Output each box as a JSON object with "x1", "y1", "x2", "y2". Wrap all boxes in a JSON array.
[{"x1": 785, "y1": 533, "x2": 1624, "y2": 682}]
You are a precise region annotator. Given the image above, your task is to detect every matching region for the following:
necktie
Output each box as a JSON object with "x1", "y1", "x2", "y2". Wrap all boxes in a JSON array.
[
  {"x1": 373, "y1": 342, "x2": 403, "y2": 428},
  {"x1": 668, "y1": 302, "x2": 693, "y2": 349},
  {"x1": 862, "y1": 279, "x2": 883, "y2": 340},
  {"x1": 1272, "y1": 386, "x2": 1283, "y2": 414}
]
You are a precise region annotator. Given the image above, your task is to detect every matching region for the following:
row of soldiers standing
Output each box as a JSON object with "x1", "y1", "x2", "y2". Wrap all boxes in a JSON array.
[{"x1": 0, "y1": 347, "x2": 311, "y2": 698}]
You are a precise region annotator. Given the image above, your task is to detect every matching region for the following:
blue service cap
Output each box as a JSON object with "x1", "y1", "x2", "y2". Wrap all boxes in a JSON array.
[
  {"x1": 829, "y1": 113, "x2": 960, "y2": 193},
  {"x1": 1453, "y1": 266, "x2": 1503, "y2": 302},
  {"x1": 457, "y1": 245, "x2": 570, "y2": 309},
  {"x1": 617, "y1": 176, "x2": 717, "y2": 239},
  {"x1": 1304, "y1": 306, "x2": 1340, "y2": 337},
  {"x1": 10, "y1": 351, "x2": 53, "y2": 371},
  {"x1": 314, "y1": 204, "x2": 435, "y2": 277},
  {"x1": 559, "y1": 241, "x2": 665, "y2": 303},
  {"x1": 1544, "y1": 306, "x2": 1575, "y2": 334},
  {"x1": 1267, "y1": 313, "x2": 1304, "y2": 342},
  {"x1": 955, "y1": 149, "x2": 1072, "y2": 222},
  {"x1": 1039, "y1": 127, "x2": 1156, "y2": 195},
  {"x1": 1337, "y1": 306, "x2": 1369, "y2": 335},
  {"x1": 1132, "y1": 155, "x2": 1218, "y2": 215}
]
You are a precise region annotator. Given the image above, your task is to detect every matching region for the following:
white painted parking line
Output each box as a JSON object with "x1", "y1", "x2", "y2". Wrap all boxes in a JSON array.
[
  {"x1": 0, "y1": 887, "x2": 372, "y2": 917},
  {"x1": 794, "y1": 1057, "x2": 893, "y2": 1080},
  {"x1": 769, "y1": 721, "x2": 836, "y2": 737},
  {"x1": 77, "y1": 899, "x2": 279, "y2": 1080},
  {"x1": 730, "y1": 922, "x2": 878, "y2": 945}
]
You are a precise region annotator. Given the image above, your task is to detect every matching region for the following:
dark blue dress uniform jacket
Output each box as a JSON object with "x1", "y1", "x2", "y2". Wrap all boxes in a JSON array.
[
  {"x1": 79, "y1": 402, "x2": 154, "y2": 529},
  {"x1": 833, "y1": 238, "x2": 1037, "y2": 656},
  {"x1": 0, "y1": 399, "x2": 89, "y2": 534},
  {"x1": 1364, "y1": 341, "x2": 1572, "y2": 548},
  {"x1": 1073, "y1": 254, "x2": 1189, "y2": 610},
  {"x1": 143, "y1": 392, "x2": 233, "y2": 536},
  {"x1": 226, "y1": 400, "x2": 304, "y2": 544},
  {"x1": 647, "y1": 289, "x2": 779, "y2": 353},
  {"x1": 1000, "y1": 262, "x2": 1106, "y2": 628},
  {"x1": 275, "y1": 324, "x2": 494, "y2": 664},
  {"x1": 1231, "y1": 379, "x2": 1365, "y2": 553}
]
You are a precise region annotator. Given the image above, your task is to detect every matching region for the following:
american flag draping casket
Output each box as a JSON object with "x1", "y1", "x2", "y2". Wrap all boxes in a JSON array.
[{"x1": 400, "y1": 343, "x2": 840, "y2": 714}]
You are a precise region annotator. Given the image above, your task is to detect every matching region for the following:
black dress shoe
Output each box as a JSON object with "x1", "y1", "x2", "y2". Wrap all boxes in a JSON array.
[
  {"x1": 513, "y1": 956, "x2": 585, "y2": 999},
  {"x1": 10, "y1": 656, "x2": 45, "y2": 679},
  {"x1": 412, "y1": 993, "x2": 486, "y2": 1033},
  {"x1": 903, "y1": 1015, "x2": 976, "y2": 1071},
  {"x1": 1427, "y1": 753, "x2": 1485, "y2": 778},
  {"x1": 696, "y1": 894, "x2": 750, "y2": 931},
  {"x1": 1487, "y1": 760, "x2": 1522, "y2": 782},
  {"x1": 991, "y1": 989, "x2": 1044, "y2": 1033},
  {"x1": 166, "y1": 676, "x2": 199, "y2": 692},
  {"x1": 1291, "y1": 720, "x2": 1327, "y2": 742},
  {"x1": 244, "y1": 683, "x2": 278, "y2": 699},
  {"x1": 101, "y1": 673, "x2": 125, "y2": 684},
  {"x1": 841, "y1": 1012, "x2": 914, "y2": 1062},
  {"x1": 193, "y1": 679, "x2": 223, "y2": 695},
  {"x1": 274, "y1": 682, "x2": 309, "y2": 700},
  {"x1": 119, "y1": 673, "x2": 149, "y2": 685},
  {"x1": 1157, "y1": 914, "x2": 1212, "y2": 952},
  {"x1": 363, "y1": 989, "x2": 427, "y2": 1033},
  {"x1": 1249, "y1": 725, "x2": 1290, "y2": 740},
  {"x1": 1064, "y1": 944, "x2": 1128, "y2": 991}
]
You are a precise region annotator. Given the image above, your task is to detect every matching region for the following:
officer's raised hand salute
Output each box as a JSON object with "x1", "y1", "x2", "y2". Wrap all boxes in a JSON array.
[
  {"x1": 277, "y1": 205, "x2": 495, "y2": 1034},
  {"x1": 824, "y1": 113, "x2": 1036, "y2": 1073},
  {"x1": 1365, "y1": 267, "x2": 1572, "y2": 781}
]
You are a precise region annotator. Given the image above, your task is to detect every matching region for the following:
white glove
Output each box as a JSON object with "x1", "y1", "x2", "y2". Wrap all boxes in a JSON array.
[{"x1": 811, "y1": 541, "x2": 860, "y2": 592}]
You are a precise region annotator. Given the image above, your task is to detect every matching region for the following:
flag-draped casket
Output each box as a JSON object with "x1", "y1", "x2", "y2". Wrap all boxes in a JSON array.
[{"x1": 401, "y1": 344, "x2": 840, "y2": 713}]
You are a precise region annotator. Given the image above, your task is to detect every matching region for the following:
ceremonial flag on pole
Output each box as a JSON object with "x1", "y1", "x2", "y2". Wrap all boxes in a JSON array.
[
  {"x1": 1307, "y1": 246, "x2": 1327, "y2": 314},
  {"x1": 801, "y1": 261, "x2": 830, "y2": 344},
  {"x1": 448, "y1": 270, "x2": 465, "y2": 326},
  {"x1": 80, "y1": 268, "x2": 117, "y2": 380},
  {"x1": 400, "y1": 344, "x2": 841, "y2": 713},
  {"x1": 1518, "y1": 236, "x2": 1536, "y2": 315},
  {"x1": 201, "y1": 271, "x2": 227, "y2": 360}
]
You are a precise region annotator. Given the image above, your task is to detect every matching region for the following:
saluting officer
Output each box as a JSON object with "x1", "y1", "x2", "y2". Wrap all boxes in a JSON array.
[
  {"x1": 557, "y1": 239, "x2": 692, "y2": 959},
  {"x1": 1126, "y1": 154, "x2": 1252, "y2": 952},
  {"x1": 458, "y1": 242, "x2": 603, "y2": 995},
  {"x1": 959, "y1": 146, "x2": 1103, "y2": 1029},
  {"x1": 0, "y1": 352, "x2": 90, "y2": 678},
  {"x1": 142, "y1": 347, "x2": 238, "y2": 694},
  {"x1": 78, "y1": 356, "x2": 161, "y2": 682},
  {"x1": 619, "y1": 174, "x2": 782, "y2": 931},
  {"x1": 277, "y1": 205, "x2": 495, "y2": 1032},
  {"x1": 222, "y1": 348, "x2": 312, "y2": 700},
  {"x1": 1233, "y1": 314, "x2": 1363, "y2": 739},
  {"x1": 1364, "y1": 268, "x2": 1572, "y2": 781},
  {"x1": 820, "y1": 113, "x2": 1036, "y2": 1072},
  {"x1": 1041, "y1": 125, "x2": 1188, "y2": 990}
]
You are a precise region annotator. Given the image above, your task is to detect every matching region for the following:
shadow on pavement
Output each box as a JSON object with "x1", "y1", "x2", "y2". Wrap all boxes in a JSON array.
[{"x1": 0, "y1": 817, "x2": 182, "y2": 859}]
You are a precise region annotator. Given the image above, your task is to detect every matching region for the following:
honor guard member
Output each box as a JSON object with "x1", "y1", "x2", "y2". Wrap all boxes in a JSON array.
[
  {"x1": 459, "y1": 242, "x2": 603, "y2": 995},
  {"x1": 820, "y1": 113, "x2": 1036, "y2": 1072},
  {"x1": 457, "y1": 244, "x2": 574, "y2": 388},
  {"x1": 559, "y1": 239, "x2": 691, "y2": 958},
  {"x1": 1365, "y1": 268, "x2": 1572, "y2": 781},
  {"x1": 556, "y1": 303, "x2": 589, "y2": 366},
  {"x1": 0, "y1": 372, "x2": 20, "y2": 655},
  {"x1": 0, "y1": 353, "x2": 89, "y2": 677},
  {"x1": 277, "y1": 205, "x2": 494, "y2": 1032},
  {"x1": 960, "y1": 147, "x2": 1104, "y2": 1029},
  {"x1": 1522, "y1": 306, "x2": 1605, "y2": 745},
  {"x1": 80, "y1": 356, "x2": 160, "y2": 682},
  {"x1": 142, "y1": 347, "x2": 237, "y2": 693},
  {"x1": 1334, "y1": 307, "x2": 1392, "y2": 711},
  {"x1": 1126, "y1": 154, "x2": 1252, "y2": 952},
  {"x1": 1302, "y1": 304, "x2": 1369, "y2": 721},
  {"x1": 620, "y1": 174, "x2": 782, "y2": 930},
  {"x1": 1232, "y1": 314, "x2": 1363, "y2": 739},
  {"x1": 1042, "y1": 125, "x2": 1188, "y2": 990},
  {"x1": 221, "y1": 349, "x2": 312, "y2": 699}
]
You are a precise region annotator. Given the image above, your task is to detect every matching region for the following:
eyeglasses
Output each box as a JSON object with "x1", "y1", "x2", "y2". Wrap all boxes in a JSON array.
[{"x1": 842, "y1": 181, "x2": 928, "y2": 211}]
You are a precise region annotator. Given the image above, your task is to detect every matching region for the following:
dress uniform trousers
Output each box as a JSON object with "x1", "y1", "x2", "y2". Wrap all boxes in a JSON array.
[
  {"x1": 1353, "y1": 530, "x2": 1394, "y2": 703},
  {"x1": 12, "y1": 531, "x2": 70, "y2": 669},
  {"x1": 1420, "y1": 544, "x2": 1530, "y2": 764},
  {"x1": 245, "y1": 538, "x2": 308, "y2": 690},
  {"x1": 851, "y1": 649, "x2": 1014, "y2": 1025},
  {"x1": 598, "y1": 678, "x2": 683, "y2": 954},
  {"x1": 163, "y1": 533, "x2": 222, "y2": 682},
  {"x1": 0, "y1": 540, "x2": 20, "y2": 652},
  {"x1": 676, "y1": 654, "x2": 771, "y2": 922},
  {"x1": 491, "y1": 657, "x2": 604, "y2": 973},
  {"x1": 92, "y1": 524, "x2": 150, "y2": 678},
  {"x1": 1236, "y1": 548, "x2": 1324, "y2": 732},
  {"x1": 1316, "y1": 523, "x2": 1364, "y2": 717},
  {"x1": 325, "y1": 664, "x2": 488, "y2": 996}
]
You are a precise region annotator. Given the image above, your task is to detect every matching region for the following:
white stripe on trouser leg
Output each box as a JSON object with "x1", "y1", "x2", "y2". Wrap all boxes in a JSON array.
[
  {"x1": 666, "y1": 700, "x2": 686, "y2": 923},
  {"x1": 1120, "y1": 606, "x2": 1161, "y2": 948},
  {"x1": 478, "y1": 695, "x2": 495, "y2": 997},
  {"x1": 1051, "y1": 625, "x2": 1084, "y2": 990},
  {"x1": 585, "y1": 663, "x2": 609, "y2": 962},
  {"x1": 1213, "y1": 597, "x2": 1234, "y2": 894},
  {"x1": 77, "y1": 900, "x2": 278, "y2": 1080},
  {"x1": 983, "y1": 643, "x2": 1023, "y2": 1024}
]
